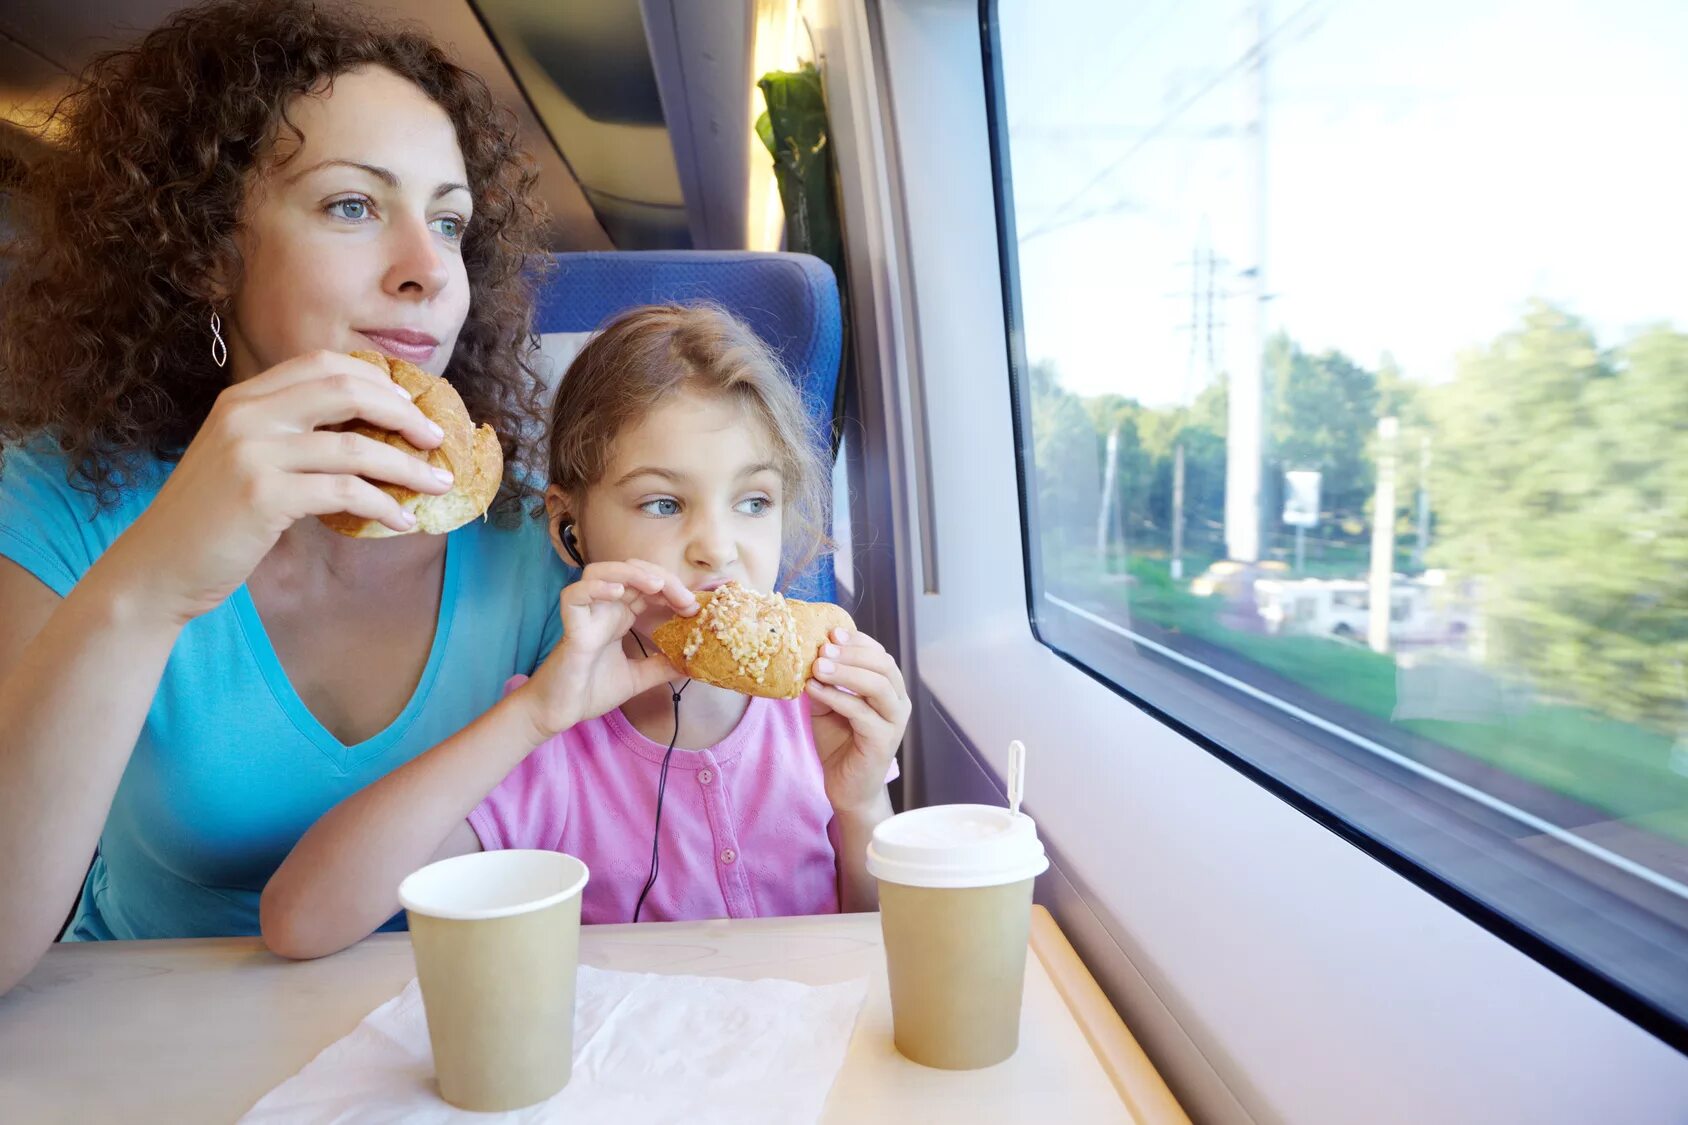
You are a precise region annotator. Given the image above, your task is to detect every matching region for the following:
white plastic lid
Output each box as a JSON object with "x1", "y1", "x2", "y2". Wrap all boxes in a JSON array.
[{"x1": 865, "y1": 804, "x2": 1049, "y2": 889}]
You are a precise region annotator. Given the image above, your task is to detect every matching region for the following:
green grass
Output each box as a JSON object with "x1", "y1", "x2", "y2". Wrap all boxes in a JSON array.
[{"x1": 1049, "y1": 549, "x2": 1688, "y2": 845}]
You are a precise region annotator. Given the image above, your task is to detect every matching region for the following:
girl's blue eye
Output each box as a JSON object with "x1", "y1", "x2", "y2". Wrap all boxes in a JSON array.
[
  {"x1": 327, "y1": 198, "x2": 370, "y2": 222},
  {"x1": 431, "y1": 215, "x2": 466, "y2": 241},
  {"x1": 640, "y1": 498, "x2": 681, "y2": 517},
  {"x1": 737, "y1": 496, "x2": 773, "y2": 516}
]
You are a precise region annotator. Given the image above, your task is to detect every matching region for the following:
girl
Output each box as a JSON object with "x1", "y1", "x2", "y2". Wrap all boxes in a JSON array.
[{"x1": 262, "y1": 305, "x2": 909, "y2": 958}]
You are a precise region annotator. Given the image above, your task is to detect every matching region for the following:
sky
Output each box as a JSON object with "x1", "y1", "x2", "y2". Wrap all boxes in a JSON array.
[{"x1": 997, "y1": 0, "x2": 1688, "y2": 405}]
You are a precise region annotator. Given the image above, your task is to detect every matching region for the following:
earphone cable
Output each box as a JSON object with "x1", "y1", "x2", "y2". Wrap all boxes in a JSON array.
[{"x1": 631, "y1": 632, "x2": 688, "y2": 922}]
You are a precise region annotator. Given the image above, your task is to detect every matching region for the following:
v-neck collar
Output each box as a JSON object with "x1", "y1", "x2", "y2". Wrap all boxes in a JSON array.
[{"x1": 231, "y1": 530, "x2": 462, "y2": 771}]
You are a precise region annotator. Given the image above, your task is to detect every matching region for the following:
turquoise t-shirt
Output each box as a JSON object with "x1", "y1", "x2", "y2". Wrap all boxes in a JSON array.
[{"x1": 0, "y1": 440, "x2": 571, "y2": 940}]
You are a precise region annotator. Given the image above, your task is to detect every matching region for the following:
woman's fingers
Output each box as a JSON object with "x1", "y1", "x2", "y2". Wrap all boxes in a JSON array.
[
  {"x1": 251, "y1": 367, "x2": 443, "y2": 450},
  {"x1": 280, "y1": 473, "x2": 417, "y2": 534},
  {"x1": 280, "y1": 431, "x2": 454, "y2": 495},
  {"x1": 232, "y1": 350, "x2": 397, "y2": 397}
]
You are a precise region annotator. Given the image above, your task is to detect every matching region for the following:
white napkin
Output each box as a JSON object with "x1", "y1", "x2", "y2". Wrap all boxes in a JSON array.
[{"x1": 241, "y1": 965, "x2": 868, "y2": 1124}]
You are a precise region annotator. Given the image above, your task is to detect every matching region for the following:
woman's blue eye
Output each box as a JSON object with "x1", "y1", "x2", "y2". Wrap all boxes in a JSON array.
[
  {"x1": 431, "y1": 215, "x2": 466, "y2": 241},
  {"x1": 640, "y1": 498, "x2": 681, "y2": 517},
  {"x1": 326, "y1": 198, "x2": 370, "y2": 222},
  {"x1": 738, "y1": 496, "x2": 773, "y2": 516}
]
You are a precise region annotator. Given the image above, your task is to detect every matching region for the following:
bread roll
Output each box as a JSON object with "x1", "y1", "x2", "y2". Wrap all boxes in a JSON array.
[
  {"x1": 318, "y1": 351, "x2": 503, "y2": 538},
  {"x1": 651, "y1": 582, "x2": 854, "y2": 699}
]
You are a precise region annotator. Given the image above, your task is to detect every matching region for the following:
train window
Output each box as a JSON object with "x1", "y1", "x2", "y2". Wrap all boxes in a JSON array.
[{"x1": 984, "y1": 0, "x2": 1688, "y2": 1044}]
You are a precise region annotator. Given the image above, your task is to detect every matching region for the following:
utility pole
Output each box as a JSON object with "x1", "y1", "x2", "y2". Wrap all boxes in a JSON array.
[
  {"x1": 1097, "y1": 423, "x2": 1121, "y2": 566},
  {"x1": 1206, "y1": 245, "x2": 1219, "y2": 377},
  {"x1": 1185, "y1": 243, "x2": 1202, "y2": 393},
  {"x1": 1172, "y1": 235, "x2": 1221, "y2": 584},
  {"x1": 1369, "y1": 417, "x2": 1399, "y2": 654},
  {"x1": 1411, "y1": 434, "x2": 1431, "y2": 571},
  {"x1": 1175, "y1": 239, "x2": 1227, "y2": 395},
  {"x1": 1224, "y1": 0, "x2": 1269, "y2": 564},
  {"x1": 1171, "y1": 442, "x2": 1186, "y2": 579}
]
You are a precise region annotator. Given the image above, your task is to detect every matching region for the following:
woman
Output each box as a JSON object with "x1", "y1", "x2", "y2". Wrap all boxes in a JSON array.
[{"x1": 0, "y1": 0, "x2": 691, "y2": 994}]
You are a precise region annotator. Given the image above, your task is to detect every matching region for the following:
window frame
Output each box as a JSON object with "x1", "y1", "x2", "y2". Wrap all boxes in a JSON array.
[
  {"x1": 976, "y1": 0, "x2": 1688, "y2": 1056},
  {"x1": 852, "y1": 0, "x2": 1688, "y2": 1114}
]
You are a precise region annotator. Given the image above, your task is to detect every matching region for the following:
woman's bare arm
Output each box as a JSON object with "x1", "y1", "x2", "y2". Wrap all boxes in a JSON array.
[
  {"x1": 0, "y1": 558, "x2": 186, "y2": 993},
  {"x1": 0, "y1": 352, "x2": 449, "y2": 996}
]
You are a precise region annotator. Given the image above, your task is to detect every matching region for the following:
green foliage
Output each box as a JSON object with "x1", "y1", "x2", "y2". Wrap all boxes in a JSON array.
[
  {"x1": 1027, "y1": 299, "x2": 1687, "y2": 828},
  {"x1": 757, "y1": 65, "x2": 841, "y2": 277},
  {"x1": 1264, "y1": 332, "x2": 1380, "y2": 524},
  {"x1": 758, "y1": 64, "x2": 847, "y2": 448},
  {"x1": 1063, "y1": 551, "x2": 1688, "y2": 842},
  {"x1": 1429, "y1": 302, "x2": 1688, "y2": 730},
  {"x1": 1028, "y1": 360, "x2": 1101, "y2": 552}
]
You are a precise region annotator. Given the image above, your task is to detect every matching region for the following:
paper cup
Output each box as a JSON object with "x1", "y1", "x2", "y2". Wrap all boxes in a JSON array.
[
  {"x1": 866, "y1": 805, "x2": 1049, "y2": 1070},
  {"x1": 398, "y1": 850, "x2": 589, "y2": 1112}
]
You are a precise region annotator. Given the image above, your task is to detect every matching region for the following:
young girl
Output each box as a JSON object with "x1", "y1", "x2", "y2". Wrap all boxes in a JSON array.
[{"x1": 261, "y1": 304, "x2": 909, "y2": 959}]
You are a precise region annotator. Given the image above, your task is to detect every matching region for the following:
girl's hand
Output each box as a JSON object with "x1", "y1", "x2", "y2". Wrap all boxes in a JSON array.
[
  {"x1": 102, "y1": 351, "x2": 452, "y2": 626},
  {"x1": 807, "y1": 628, "x2": 911, "y2": 815},
  {"x1": 518, "y1": 560, "x2": 698, "y2": 739}
]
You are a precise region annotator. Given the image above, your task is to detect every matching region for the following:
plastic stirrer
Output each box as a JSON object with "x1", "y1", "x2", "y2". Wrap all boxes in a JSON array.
[{"x1": 1007, "y1": 739, "x2": 1026, "y2": 817}]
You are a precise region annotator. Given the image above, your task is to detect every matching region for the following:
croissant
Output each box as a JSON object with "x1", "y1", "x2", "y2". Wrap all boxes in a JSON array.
[
  {"x1": 318, "y1": 351, "x2": 503, "y2": 538},
  {"x1": 651, "y1": 582, "x2": 854, "y2": 699}
]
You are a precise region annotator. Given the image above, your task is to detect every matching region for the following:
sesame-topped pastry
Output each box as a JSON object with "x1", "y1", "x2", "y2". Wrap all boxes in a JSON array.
[{"x1": 650, "y1": 582, "x2": 854, "y2": 699}]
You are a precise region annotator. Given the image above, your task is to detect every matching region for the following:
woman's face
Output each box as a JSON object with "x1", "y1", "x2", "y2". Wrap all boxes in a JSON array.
[{"x1": 225, "y1": 66, "x2": 473, "y2": 378}]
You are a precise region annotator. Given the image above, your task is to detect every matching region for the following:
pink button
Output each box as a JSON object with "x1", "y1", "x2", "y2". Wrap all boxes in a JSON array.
[
  {"x1": 720, "y1": 848, "x2": 737, "y2": 865},
  {"x1": 698, "y1": 769, "x2": 714, "y2": 785}
]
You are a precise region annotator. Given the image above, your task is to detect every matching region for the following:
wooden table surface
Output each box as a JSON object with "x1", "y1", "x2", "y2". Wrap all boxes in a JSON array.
[{"x1": 0, "y1": 906, "x2": 1188, "y2": 1124}]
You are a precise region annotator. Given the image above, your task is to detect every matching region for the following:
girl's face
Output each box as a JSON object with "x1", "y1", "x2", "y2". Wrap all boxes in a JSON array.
[
  {"x1": 225, "y1": 65, "x2": 473, "y2": 379},
  {"x1": 561, "y1": 389, "x2": 787, "y2": 622}
]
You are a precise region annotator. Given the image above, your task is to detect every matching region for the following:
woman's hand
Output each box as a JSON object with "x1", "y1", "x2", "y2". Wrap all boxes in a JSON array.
[
  {"x1": 516, "y1": 560, "x2": 698, "y2": 740},
  {"x1": 807, "y1": 628, "x2": 911, "y2": 815},
  {"x1": 100, "y1": 351, "x2": 453, "y2": 625}
]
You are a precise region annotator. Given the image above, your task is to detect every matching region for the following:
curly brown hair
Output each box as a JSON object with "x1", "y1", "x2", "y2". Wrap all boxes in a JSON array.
[{"x1": 0, "y1": 0, "x2": 551, "y2": 518}]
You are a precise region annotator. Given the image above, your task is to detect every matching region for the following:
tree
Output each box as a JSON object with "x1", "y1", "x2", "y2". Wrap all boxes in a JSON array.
[
  {"x1": 1263, "y1": 333, "x2": 1380, "y2": 531},
  {"x1": 1084, "y1": 394, "x2": 1150, "y2": 551},
  {"x1": 1430, "y1": 301, "x2": 1687, "y2": 730},
  {"x1": 1027, "y1": 360, "x2": 1101, "y2": 556},
  {"x1": 1137, "y1": 382, "x2": 1228, "y2": 560}
]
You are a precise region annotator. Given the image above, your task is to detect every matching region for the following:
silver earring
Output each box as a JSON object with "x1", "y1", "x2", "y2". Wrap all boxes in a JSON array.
[{"x1": 209, "y1": 311, "x2": 228, "y2": 369}]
